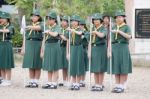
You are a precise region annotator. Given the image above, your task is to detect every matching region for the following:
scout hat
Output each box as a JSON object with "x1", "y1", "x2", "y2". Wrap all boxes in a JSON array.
[
  {"x1": 47, "y1": 11, "x2": 57, "y2": 19},
  {"x1": 31, "y1": 9, "x2": 42, "y2": 21},
  {"x1": 114, "y1": 10, "x2": 126, "y2": 19},
  {"x1": 79, "y1": 19, "x2": 86, "y2": 25},
  {"x1": 61, "y1": 15, "x2": 69, "y2": 22},
  {"x1": 0, "y1": 12, "x2": 11, "y2": 19},
  {"x1": 70, "y1": 14, "x2": 80, "y2": 22},
  {"x1": 31, "y1": 9, "x2": 40, "y2": 16},
  {"x1": 92, "y1": 13, "x2": 103, "y2": 20}
]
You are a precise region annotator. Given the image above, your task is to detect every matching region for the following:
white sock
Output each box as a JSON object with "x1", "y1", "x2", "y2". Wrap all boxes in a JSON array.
[
  {"x1": 119, "y1": 84, "x2": 124, "y2": 89},
  {"x1": 30, "y1": 79, "x2": 34, "y2": 83},
  {"x1": 95, "y1": 84, "x2": 101, "y2": 87},
  {"x1": 48, "y1": 82, "x2": 52, "y2": 85},
  {"x1": 52, "y1": 82, "x2": 57, "y2": 86},
  {"x1": 75, "y1": 83, "x2": 79, "y2": 87},
  {"x1": 72, "y1": 83, "x2": 76, "y2": 86},
  {"x1": 34, "y1": 79, "x2": 39, "y2": 83}
]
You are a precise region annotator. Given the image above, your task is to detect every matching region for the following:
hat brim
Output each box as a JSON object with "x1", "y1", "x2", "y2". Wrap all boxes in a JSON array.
[{"x1": 114, "y1": 15, "x2": 126, "y2": 19}]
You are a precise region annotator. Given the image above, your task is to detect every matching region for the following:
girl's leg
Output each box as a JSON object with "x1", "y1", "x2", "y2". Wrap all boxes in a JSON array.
[
  {"x1": 5, "y1": 69, "x2": 11, "y2": 81},
  {"x1": 48, "y1": 71, "x2": 53, "y2": 82},
  {"x1": 29, "y1": 69, "x2": 35, "y2": 82},
  {"x1": 94, "y1": 73, "x2": 100, "y2": 85},
  {"x1": 63, "y1": 68, "x2": 68, "y2": 81},
  {"x1": 1, "y1": 69, "x2": 6, "y2": 80},
  {"x1": 34, "y1": 69, "x2": 41, "y2": 83},
  {"x1": 99, "y1": 72, "x2": 104, "y2": 86}
]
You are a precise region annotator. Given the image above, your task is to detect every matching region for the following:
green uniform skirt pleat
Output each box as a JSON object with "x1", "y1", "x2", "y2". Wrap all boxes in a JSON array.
[
  {"x1": 91, "y1": 45, "x2": 107, "y2": 73},
  {"x1": 42, "y1": 43, "x2": 62, "y2": 71},
  {"x1": 70, "y1": 45, "x2": 85, "y2": 76},
  {"x1": 0, "y1": 41, "x2": 14, "y2": 69},
  {"x1": 23, "y1": 40, "x2": 42, "y2": 69},
  {"x1": 83, "y1": 48, "x2": 88, "y2": 71},
  {"x1": 107, "y1": 43, "x2": 132, "y2": 74},
  {"x1": 59, "y1": 46, "x2": 68, "y2": 69}
]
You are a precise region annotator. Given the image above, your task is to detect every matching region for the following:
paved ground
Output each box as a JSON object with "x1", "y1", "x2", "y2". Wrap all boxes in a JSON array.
[{"x1": 0, "y1": 62, "x2": 150, "y2": 99}]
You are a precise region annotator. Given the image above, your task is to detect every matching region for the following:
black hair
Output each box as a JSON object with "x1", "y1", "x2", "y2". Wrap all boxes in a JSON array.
[
  {"x1": 47, "y1": 16, "x2": 57, "y2": 24},
  {"x1": 92, "y1": 19, "x2": 103, "y2": 24},
  {"x1": 61, "y1": 19, "x2": 68, "y2": 23},
  {"x1": 103, "y1": 15, "x2": 110, "y2": 20},
  {"x1": 31, "y1": 15, "x2": 42, "y2": 22},
  {"x1": 80, "y1": 24, "x2": 88, "y2": 31}
]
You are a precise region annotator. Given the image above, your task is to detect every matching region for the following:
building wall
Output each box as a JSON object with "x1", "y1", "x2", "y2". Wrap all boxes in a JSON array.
[{"x1": 125, "y1": 0, "x2": 150, "y2": 54}]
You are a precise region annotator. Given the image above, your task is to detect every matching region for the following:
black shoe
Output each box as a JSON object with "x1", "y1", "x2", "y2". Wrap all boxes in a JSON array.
[
  {"x1": 42, "y1": 84, "x2": 51, "y2": 89},
  {"x1": 79, "y1": 83, "x2": 85, "y2": 87},
  {"x1": 69, "y1": 85, "x2": 74, "y2": 90},
  {"x1": 31, "y1": 82, "x2": 38, "y2": 88},
  {"x1": 50, "y1": 84, "x2": 57, "y2": 89},
  {"x1": 25, "y1": 82, "x2": 33, "y2": 88},
  {"x1": 59, "y1": 83, "x2": 64, "y2": 87},
  {"x1": 111, "y1": 87, "x2": 119, "y2": 93},
  {"x1": 95, "y1": 86, "x2": 103, "y2": 92},
  {"x1": 114, "y1": 88, "x2": 124, "y2": 93},
  {"x1": 74, "y1": 85, "x2": 80, "y2": 91}
]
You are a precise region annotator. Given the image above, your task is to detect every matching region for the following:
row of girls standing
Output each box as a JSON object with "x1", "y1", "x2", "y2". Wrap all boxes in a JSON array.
[
  {"x1": 21, "y1": 10, "x2": 132, "y2": 93},
  {"x1": 0, "y1": 9, "x2": 132, "y2": 93}
]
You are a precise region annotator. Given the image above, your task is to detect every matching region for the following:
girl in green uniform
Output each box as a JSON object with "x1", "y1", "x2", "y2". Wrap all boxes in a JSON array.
[
  {"x1": 59, "y1": 16, "x2": 69, "y2": 87},
  {"x1": 89, "y1": 13, "x2": 107, "y2": 91},
  {"x1": 67, "y1": 15, "x2": 85, "y2": 90},
  {"x1": 22, "y1": 10, "x2": 43, "y2": 88},
  {"x1": 108, "y1": 11, "x2": 132, "y2": 93},
  {"x1": 0, "y1": 12, "x2": 15, "y2": 86},
  {"x1": 79, "y1": 19, "x2": 89, "y2": 87},
  {"x1": 41, "y1": 11, "x2": 62, "y2": 89}
]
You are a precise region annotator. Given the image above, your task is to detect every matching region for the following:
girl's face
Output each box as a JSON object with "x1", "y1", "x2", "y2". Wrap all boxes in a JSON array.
[
  {"x1": 116, "y1": 16, "x2": 125, "y2": 24},
  {"x1": 47, "y1": 17, "x2": 56, "y2": 26},
  {"x1": 103, "y1": 17, "x2": 109, "y2": 25},
  {"x1": 1, "y1": 18, "x2": 8, "y2": 25},
  {"x1": 71, "y1": 20, "x2": 78, "y2": 28},
  {"x1": 31, "y1": 15, "x2": 40, "y2": 23},
  {"x1": 93, "y1": 19, "x2": 101, "y2": 26},
  {"x1": 79, "y1": 24, "x2": 85, "y2": 29},
  {"x1": 61, "y1": 20, "x2": 68, "y2": 28}
]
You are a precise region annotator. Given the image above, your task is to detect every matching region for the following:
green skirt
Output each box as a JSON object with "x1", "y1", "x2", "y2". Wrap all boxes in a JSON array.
[
  {"x1": 91, "y1": 45, "x2": 107, "y2": 73},
  {"x1": 0, "y1": 41, "x2": 14, "y2": 69},
  {"x1": 70, "y1": 45, "x2": 85, "y2": 76},
  {"x1": 42, "y1": 42, "x2": 62, "y2": 71},
  {"x1": 59, "y1": 46, "x2": 68, "y2": 69},
  {"x1": 23, "y1": 40, "x2": 42, "y2": 69},
  {"x1": 83, "y1": 48, "x2": 88, "y2": 71},
  {"x1": 107, "y1": 43, "x2": 132, "y2": 74}
]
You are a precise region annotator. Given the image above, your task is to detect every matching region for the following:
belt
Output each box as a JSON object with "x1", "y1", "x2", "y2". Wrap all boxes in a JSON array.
[
  {"x1": 92, "y1": 43, "x2": 105, "y2": 46},
  {"x1": 27, "y1": 38, "x2": 42, "y2": 41},
  {"x1": 112, "y1": 41, "x2": 128, "y2": 44},
  {"x1": 45, "y1": 40, "x2": 58, "y2": 43}
]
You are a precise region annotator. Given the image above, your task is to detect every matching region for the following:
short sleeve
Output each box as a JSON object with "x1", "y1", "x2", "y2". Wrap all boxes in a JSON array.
[{"x1": 125, "y1": 25, "x2": 131, "y2": 35}]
